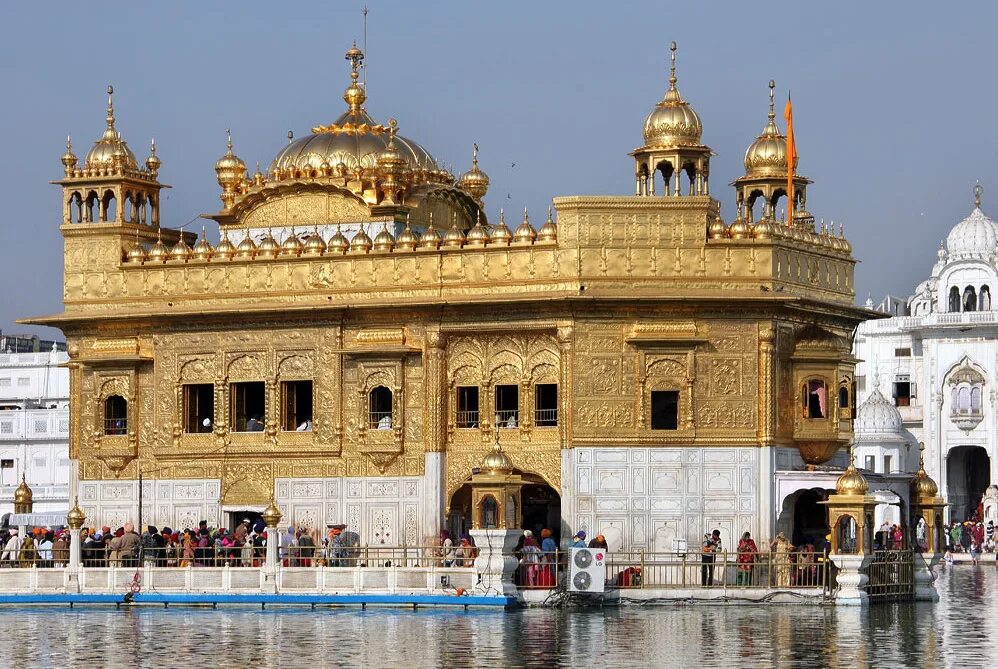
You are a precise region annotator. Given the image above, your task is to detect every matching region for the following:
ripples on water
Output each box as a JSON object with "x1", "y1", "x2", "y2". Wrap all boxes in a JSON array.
[{"x1": 4, "y1": 567, "x2": 996, "y2": 668}]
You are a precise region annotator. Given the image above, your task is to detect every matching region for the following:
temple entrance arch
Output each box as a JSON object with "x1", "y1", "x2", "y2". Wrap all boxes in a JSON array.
[
  {"x1": 946, "y1": 446, "x2": 990, "y2": 521},
  {"x1": 778, "y1": 488, "x2": 832, "y2": 548}
]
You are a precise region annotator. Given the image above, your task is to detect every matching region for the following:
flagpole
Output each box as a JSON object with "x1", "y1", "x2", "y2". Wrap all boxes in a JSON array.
[{"x1": 784, "y1": 92, "x2": 796, "y2": 226}]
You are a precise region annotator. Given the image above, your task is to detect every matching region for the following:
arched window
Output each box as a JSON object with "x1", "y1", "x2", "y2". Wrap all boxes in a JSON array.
[
  {"x1": 480, "y1": 495, "x2": 498, "y2": 529},
  {"x1": 104, "y1": 395, "x2": 127, "y2": 435},
  {"x1": 838, "y1": 385, "x2": 850, "y2": 410},
  {"x1": 101, "y1": 190, "x2": 117, "y2": 223},
  {"x1": 368, "y1": 386, "x2": 393, "y2": 429},
  {"x1": 837, "y1": 515, "x2": 857, "y2": 554},
  {"x1": 802, "y1": 379, "x2": 827, "y2": 419},
  {"x1": 963, "y1": 286, "x2": 977, "y2": 312},
  {"x1": 980, "y1": 285, "x2": 991, "y2": 311},
  {"x1": 956, "y1": 386, "x2": 971, "y2": 414},
  {"x1": 949, "y1": 286, "x2": 960, "y2": 312},
  {"x1": 971, "y1": 386, "x2": 983, "y2": 414}
]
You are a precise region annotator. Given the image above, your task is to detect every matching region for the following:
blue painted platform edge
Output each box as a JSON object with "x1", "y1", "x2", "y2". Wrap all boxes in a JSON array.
[{"x1": 0, "y1": 592, "x2": 515, "y2": 607}]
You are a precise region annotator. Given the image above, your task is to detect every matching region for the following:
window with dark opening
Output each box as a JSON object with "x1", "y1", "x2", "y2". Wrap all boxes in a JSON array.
[
  {"x1": 456, "y1": 386, "x2": 479, "y2": 428},
  {"x1": 231, "y1": 382, "x2": 266, "y2": 432},
  {"x1": 864, "y1": 455, "x2": 876, "y2": 471},
  {"x1": 838, "y1": 385, "x2": 849, "y2": 410},
  {"x1": 183, "y1": 384, "x2": 214, "y2": 433},
  {"x1": 494, "y1": 384, "x2": 519, "y2": 428},
  {"x1": 282, "y1": 380, "x2": 313, "y2": 431},
  {"x1": 651, "y1": 390, "x2": 679, "y2": 430},
  {"x1": 802, "y1": 380, "x2": 827, "y2": 418},
  {"x1": 104, "y1": 395, "x2": 128, "y2": 435},
  {"x1": 894, "y1": 348, "x2": 912, "y2": 357},
  {"x1": 893, "y1": 380, "x2": 911, "y2": 407},
  {"x1": 884, "y1": 455, "x2": 893, "y2": 474},
  {"x1": 369, "y1": 386, "x2": 393, "y2": 429},
  {"x1": 534, "y1": 384, "x2": 558, "y2": 427}
]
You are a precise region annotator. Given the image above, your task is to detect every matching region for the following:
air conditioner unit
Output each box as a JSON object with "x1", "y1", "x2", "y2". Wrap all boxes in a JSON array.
[{"x1": 568, "y1": 547, "x2": 606, "y2": 593}]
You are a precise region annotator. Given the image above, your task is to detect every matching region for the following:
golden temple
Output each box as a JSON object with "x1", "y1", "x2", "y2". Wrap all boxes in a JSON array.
[{"x1": 27, "y1": 42, "x2": 871, "y2": 548}]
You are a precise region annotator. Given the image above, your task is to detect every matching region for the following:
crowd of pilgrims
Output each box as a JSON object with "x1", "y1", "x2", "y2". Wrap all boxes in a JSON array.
[{"x1": 0, "y1": 520, "x2": 374, "y2": 568}]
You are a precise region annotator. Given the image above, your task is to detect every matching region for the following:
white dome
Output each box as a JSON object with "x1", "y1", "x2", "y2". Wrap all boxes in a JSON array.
[
  {"x1": 945, "y1": 207, "x2": 998, "y2": 259},
  {"x1": 854, "y1": 386, "x2": 905, "y2": 442}
]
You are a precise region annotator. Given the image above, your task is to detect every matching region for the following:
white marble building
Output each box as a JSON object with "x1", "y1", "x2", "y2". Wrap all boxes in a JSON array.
[
  {"x1": 0, "y1": 344, "x2": 71, "y2": 518},
  {"x1": 855, "y1": 186, "x2": 998, "y2": 523}
]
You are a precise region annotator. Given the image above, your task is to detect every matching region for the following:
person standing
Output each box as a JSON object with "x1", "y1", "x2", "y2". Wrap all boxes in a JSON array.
[
  {"x1": 701, "y1": 529, "x2": 721, "y2": 586},
  {"x1": 736, "y1": 532, "x2": 758, "y2": 586},
  {"x1": 772, "y1": 533, "x2": 794, "y2": 587},
  {"x1": 1, "y1": 529, "x2": 19, "y2": 565},
  {"x1": 570, "y1": 531, "x2": 587, "y2": 548},
  {"x1": 521, "y1": 534, "x2": 542, "y2": 586},
  {"x1": 440, "y1": 530, "x2": 455, "y2": 567},
  {"x1": 298, "y1": 527, "x2": 316, "y2": 567}
]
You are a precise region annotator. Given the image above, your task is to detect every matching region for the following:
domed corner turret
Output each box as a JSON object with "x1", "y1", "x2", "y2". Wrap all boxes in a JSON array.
[
  {"x1": 943, "y1": 183, "x2": 998, "y2": 260},
  {"x1": 632, "y1": 41, "x2": 713, "y2": 198},
  {"x1": 83, "y1": 85, "x2": 139, "y2": 174},
  {"x1": 910, "y1": 443, "x2": 940, "y2": 499},
  {"x1": 835, "y1": 455, "x2": 870, "y2": 496},
  {"x1": 853, "y1": 377, "x2": 905, "y2": 442}
]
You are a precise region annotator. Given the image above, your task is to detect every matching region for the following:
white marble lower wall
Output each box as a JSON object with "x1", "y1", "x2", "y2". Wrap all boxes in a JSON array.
[
  {"x1": 565, "y1": 447, "x2": 762, "y2": 553},
  {"x1": 78, "y1": 479, "x2": 221, "y2": 531},
  {"x1": 275, "y1": 477, "x2": 422, "y2": 546}
]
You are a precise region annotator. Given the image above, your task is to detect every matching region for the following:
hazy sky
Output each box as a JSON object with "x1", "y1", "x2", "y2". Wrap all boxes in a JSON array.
[{"x1": 2, "y1": 1, "x2": 997, "y2": 339}]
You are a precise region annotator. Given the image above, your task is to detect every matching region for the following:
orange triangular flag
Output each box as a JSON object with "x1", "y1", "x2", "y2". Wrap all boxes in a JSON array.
[{"x1": 784, "y1": 95, "x2": 796, "y2": 225}]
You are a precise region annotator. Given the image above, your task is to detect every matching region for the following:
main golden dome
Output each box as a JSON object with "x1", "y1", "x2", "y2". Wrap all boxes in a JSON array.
[
  {"x1": 268, "y1": 45, "x2": 438, "y2": 175},
  {"x1": 642, "y1": 42, "x2": 703, "y2": 148},
  {"x1": 743, "y1": 81, "x2": 796, "y2": 178}
]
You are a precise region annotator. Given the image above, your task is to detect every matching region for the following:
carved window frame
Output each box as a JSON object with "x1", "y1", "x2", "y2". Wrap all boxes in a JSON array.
[
  {"x1": 637, "y1": 351, "x2": 695, "y2": 433},
  {"x1": 176, "y1": 354, "x2": 221, "y2": 443},
  {"x1": 225, "y1": 351, "x2": 272, "y2": 439},
  {"x1": 355, "y1": 360, "x2": 404, "y2": 449},
  {"x1": 276, "y1": 351, "x2": 316, "y2": 441},
  {"x1": 93, "y1": 371, "x2": 137, "y2": 450}
]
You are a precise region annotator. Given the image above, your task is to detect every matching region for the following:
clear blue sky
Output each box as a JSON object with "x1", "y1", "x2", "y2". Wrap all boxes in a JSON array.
[{"x1": 2, "y1": 1, "x2": 997, "y2": 338}]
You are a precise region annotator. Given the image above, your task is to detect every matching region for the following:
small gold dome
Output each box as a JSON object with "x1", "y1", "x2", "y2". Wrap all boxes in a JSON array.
[
  {"x1": 257, "y1": 229, "x2": 280, "y2": 258},
  {"x1": 215, "y1": 130, "x2": 247, "y2": 185},
  {"x1": 457, "y1": 143, "x2": 490, "y2": 203},
  {"x1": 729, "y1": 218, "x2": 750, "y2": 240},
  {"x1": 147, "y1": 229, "x2": 169, "y2": 263},
  {"x1": 753, "y1": 219, "x2": 775, "y2": 240},
  {"x1": 373, "y1": 224, "x2": 396, "y2": 252},
  {"x1": 743, "y1": 81, "x2": 796, "y2": 178},
  {"x1": 262, "y1": 498, "x2": 283, "y2": 529},
  {"x1": 537, "y1": 207, "x2": 558, "y2": 242},
  {"x1": 85, "y1": 86, "x2": 139, "y2": 172},
  {"x1": 13, "y1": 475, "x2": 33, "y2": 506},
  {"x1": 514, "y1": 209, "x2": 536, "y2": 244},
  {"x1": 642, "y1": 43, "x2": 703, "y2": 148},
  {"x1": 396, "y1": 218, "x2": 419, "y2": 251},
  {"x1": 837, "y1": 224, "x2": 852, "y2": 254},
  {"x1": 61, "y1": 136, "x2": 78, "y2": 175},
  {"x1": 465, "y1": 212, "x2": 490, "y2": 247},
  {"x1": 126, "y1": 239, "x2": 147, "y2": 263},
  {"x1": 442, "y1": 215, "x2": 466, "y2": 248},
  {"x1": 303, "y1": 226, "x2": 327, "y2": 255},
  {"x1": 328, "y1": 227, "x2": 349, "y2": 255},
  {"x1": 145, "y1": 139, "x2": 161, "y2": 176},
  {"x1": 192, "y1": 227, "x2": 214, "y2": 261},
  {"x1": 911, "y1": 445, "x2": 939, "y2": 498},
  {"x1": 168, "y1": 234, "x2": 192, "y2": 262},
  {"x1": 481, "y1": 445, "x2": 514, "y2": 475},
  {"x1": 350, "y1": 226, "x2": 373, "y2": 253},
  {"x1": 280, "y1": 228, "x2": 304, "y2": 256},
  {"x1": 836, "y1": 460, "x2": 869, "y2": 496},
  {"x1": 236, "y1": 232, "x2": 258, "y2": 259},
  {"x1": 419, "y1": 214, "x2": 441, "y2": 249},
  {"x1": 707, "y1": 218, "x2": 727, "y2": 239},
  {"x1": 66, "y1": 497, "x2": 86, "y2": 530},
  {"x1": 215, "y1": 230, "x2": 236, "y2": 260},
  {"x1": 490, "y1": 209, "x2": 513, "y2": 245}
]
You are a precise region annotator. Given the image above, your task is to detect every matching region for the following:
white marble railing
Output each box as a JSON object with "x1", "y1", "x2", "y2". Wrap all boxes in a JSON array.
[
  {"x1": 0, "y1": 565, "x2": 476, "y2": 595},
  {"x1": 862, "y1": 310, "x2": 998, "y2": 333}
]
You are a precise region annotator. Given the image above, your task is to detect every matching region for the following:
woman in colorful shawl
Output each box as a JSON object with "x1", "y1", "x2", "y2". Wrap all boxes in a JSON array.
[
  {"x1": 735, "y1": 532, "x2": 758, "y2": 586},
  {"x1": 181, "y1": 530, "x2": 196, "y2": 567},
  {"x1": 521, "y1": 535, "x2": 542, "y2": 586},
  {"x1": 18, "y1": 535, "x2": 38, "y2": 568},
  {"x1": 771, "y1": 533, "x2": 794, "y2": 587}
]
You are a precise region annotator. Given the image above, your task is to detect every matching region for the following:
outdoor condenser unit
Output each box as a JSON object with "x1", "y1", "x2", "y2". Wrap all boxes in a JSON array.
[{"x1": 568, "y1": 547, "x2": 606, "y2": 593}]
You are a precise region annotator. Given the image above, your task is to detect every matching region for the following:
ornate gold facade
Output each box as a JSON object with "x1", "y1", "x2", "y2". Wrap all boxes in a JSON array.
[{"x1": 28, "y1": 43, "x2": 872, "y2": 538}]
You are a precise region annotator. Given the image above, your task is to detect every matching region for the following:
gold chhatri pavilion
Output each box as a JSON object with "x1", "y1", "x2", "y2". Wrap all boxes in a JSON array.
[{"x1": 28, "y1": 42, "x2": 869, "y2": 549}]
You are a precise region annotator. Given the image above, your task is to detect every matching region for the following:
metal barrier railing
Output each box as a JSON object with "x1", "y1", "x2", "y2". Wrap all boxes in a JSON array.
[
  {"x1": 516, "y1": 550, "x2": 560, "y2": 589},
  {"x1": 866, "y1": 549, "x2": 914, "y2": 601},
  {"x1": 605, "y1": 550, "x2": 830, "y2": 590}
]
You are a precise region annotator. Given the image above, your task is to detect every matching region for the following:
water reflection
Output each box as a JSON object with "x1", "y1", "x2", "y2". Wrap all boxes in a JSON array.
[{"x1": 2, "y1": 567, "x2": 996, "y2": 668}]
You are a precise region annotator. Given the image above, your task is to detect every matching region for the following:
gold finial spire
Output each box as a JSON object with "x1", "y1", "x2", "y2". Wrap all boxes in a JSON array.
[
  {"x1": 472, "y1": 143, "x2": 479, "y2": 166},
  {"x1": 288, "y1": 130, "x2": 294, "y2": 145},
  {"x1": 66, "y1": 136, "x2": 72, "y2": 152},
  {"x1": 226, "y1": 128, "x2": 233, "y2": 153},
  {"x1": 768, "y1": 79, "x2": 776, "y2": 121},
  {"x1": 974, "y1": 181, "x2": 983, "y2": 208},
  {"x1": 106, "y1": 85, "x2": 115, "y2": 129},
  {"x1": 669, "y1": 41, "x2": 678, "y2": 89}
]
